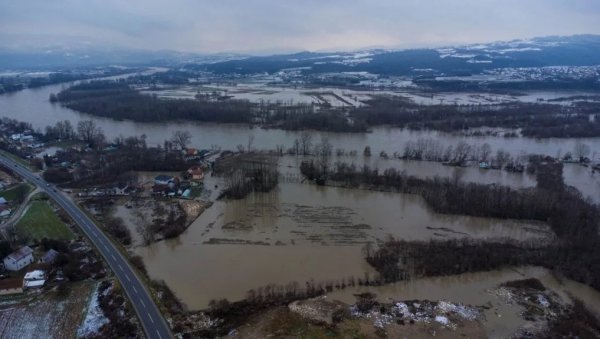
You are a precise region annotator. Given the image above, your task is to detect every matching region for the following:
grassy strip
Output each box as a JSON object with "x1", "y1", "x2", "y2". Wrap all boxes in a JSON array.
[{"x1": 16, "y1": 201, "x2": 74, "y2": 242}]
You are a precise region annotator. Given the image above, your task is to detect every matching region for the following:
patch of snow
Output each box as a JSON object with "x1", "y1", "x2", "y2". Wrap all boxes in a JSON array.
[
  {"x1": 467, "y1": 59, "x2": 493, "y2": 64},
  {"x1": 496, "y1": 47, "x2": 542, "y2": 54},
  {"x1": 436, "y1": 300, "x2": 480, "y2": 321},
  {"x1": 537, "y1": 294, "x2": 550, "y2": 308},
  {"x1": 435, "y1": 315, "x2": 449, "y2": 325},
  {"x1": 77, "y1": 284, "x2": 109, "y2": 338}
]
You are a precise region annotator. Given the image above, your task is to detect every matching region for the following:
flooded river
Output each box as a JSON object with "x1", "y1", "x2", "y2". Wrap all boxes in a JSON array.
[
  {"x1": 2, "y1": 77, "x2": 599, "y2": 202},
  {"x1": 2, "y1": 79, "x2": 600, "y2": 159}
]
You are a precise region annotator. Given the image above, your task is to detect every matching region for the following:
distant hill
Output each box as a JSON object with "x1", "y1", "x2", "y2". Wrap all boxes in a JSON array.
[
  {"x1": 197, "y1": 35, "x2": 600, "y2": 76},
  {"x1": 2, "y1": 34, "x2": 599, "y2": 74},
  {"x1": 0, "y1": 44, "x2": 246, "y2": 70}
]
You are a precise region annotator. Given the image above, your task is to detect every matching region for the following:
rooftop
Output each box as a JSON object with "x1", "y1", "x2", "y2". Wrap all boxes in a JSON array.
[
  {"x1": 6, "y1": 246, "x2": 33, "y2": 262},
  {"x1": 41, "y1": 249, "x2": 59, "y2": 263},
  {"x1": 24, "y1": 270, "x2": 45, "y2": 281},
  {"x1": 24, "y1": 280, "x2": 45, "y2": 288}
]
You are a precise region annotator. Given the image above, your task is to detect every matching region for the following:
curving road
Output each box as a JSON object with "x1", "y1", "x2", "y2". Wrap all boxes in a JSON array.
[{"x1": 0, "y1": 156, "x2": 172, "y2": 339}]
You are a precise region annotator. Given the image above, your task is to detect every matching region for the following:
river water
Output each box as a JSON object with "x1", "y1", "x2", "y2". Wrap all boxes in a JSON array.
[
  {"x1": 1, "y1": 83, "x2": 599, "y2": 201},
  {"x1": 2, "y1": 80, "x2": 600, "y2": 158}
]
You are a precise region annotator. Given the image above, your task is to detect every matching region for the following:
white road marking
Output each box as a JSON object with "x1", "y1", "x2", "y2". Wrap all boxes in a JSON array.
[
  {"x1": 148, "y1": 314, "x2": 154, "y2": 324},
  {"x1": 140, "y1": 299, "x2": 146, "y2": 308},
  {"x1": 126, "y1": 275, "x2": 131, "y2": 282},
  {"x1": 118, "y1": 264, "x2": 124, "y2": 271},
  {"x1": 156, "y1": 329, "x2": 161, "y2": 339},
  {"x1": 133, "y1": 286, "x2": 138, "y2": 294},
  {"x1": 111, "y1": 254, "x2": 117, "y2": 261}
]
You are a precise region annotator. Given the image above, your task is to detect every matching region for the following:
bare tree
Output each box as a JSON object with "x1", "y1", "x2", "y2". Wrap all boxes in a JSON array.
[
  {"x1": 495, "y1": 149, "x2": 511, "y2": 167},
  {"x1": 363, "y1": 146, "x2": 371, "y2": 157},
  {"x1": 453, "y1": 141, "x2": 471, "y2": 165},
  {"x1": 77, "y1": 120, "x2": 104, "y2": 146},
  {"x1": 573, "y1": 141, "x2": 591, "y2": 161},
  {"x1": 293, "y1": 139, "x2": 301, "y2": 155},
  {"x1": 480, "y1": 143, "x2": 492, "y2": 162},
  {"x1": 63, "y1": 120, "x2": 74, "y2": 139},
  {"x1": 171, "y1": 130, "x2": 192, "y2": 150},
  {"x1": 134, "y1": 209, "x2": 155, "y2": 245},
  {"x1": 246, "y1": 135, "x2": 255, "y2": 152},
  {"x1": 300, "y1": 131, "x2": 313, "y2": 155},
  {"x1": 315, "y1": 137, "x2": 333, "y2": 174}
]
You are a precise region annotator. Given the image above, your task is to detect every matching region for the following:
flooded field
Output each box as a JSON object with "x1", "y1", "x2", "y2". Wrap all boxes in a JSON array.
[
  {"x1": 283, "y1": 155, "x2": 600, "y2": 203},
  {"x1": 139, "y1": 81, "x2": 600, "y2": 107},
  {"x1": 297, "y1": 155, "x2": 539, "y2": 189},
  {"x1": 133, "y1": 170, "x2": 552, "y2": 309},
  {"x1": 327, "y1": 266, "x2": 600, "y2": 338},
  {"x1": 136, "y1": 244, "x2": 373, "y2": 310}
]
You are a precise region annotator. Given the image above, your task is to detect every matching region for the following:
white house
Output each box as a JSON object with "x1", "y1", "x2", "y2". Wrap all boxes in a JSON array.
[{"x1": 3, "y1": 246, "x2": 34, "y2": 271}]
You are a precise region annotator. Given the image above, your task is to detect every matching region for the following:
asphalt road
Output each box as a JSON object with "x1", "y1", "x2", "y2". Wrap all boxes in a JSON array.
[{"x1": 0, "y1": 156, "x2": 173, "y2": 339}]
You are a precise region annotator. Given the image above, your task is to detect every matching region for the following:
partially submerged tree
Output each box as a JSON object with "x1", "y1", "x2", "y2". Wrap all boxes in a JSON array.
[{"x1": 170, "y1": 130, "x2": 192, "y2": 150}]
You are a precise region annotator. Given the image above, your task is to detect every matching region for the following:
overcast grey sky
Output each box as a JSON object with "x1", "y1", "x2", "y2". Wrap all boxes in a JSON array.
[{"x1": 0, "y1": 0, "x2": 599, "y2": 53}]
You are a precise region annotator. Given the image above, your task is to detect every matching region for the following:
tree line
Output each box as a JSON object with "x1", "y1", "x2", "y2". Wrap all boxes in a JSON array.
[
  {"x1": 345, "y1": 158, "x2": 600, "y2": 294},
  {"x1": 55, "y1": 80, "x2": 253, "y2": 123},
  {"x1": 302, "y1": 159, "x2": 598, "y2": 240},
  {"x1": 52, "y1": 79, "x2": 600, "y2": 137},
  {"x1": 351, "y1": 95, "x2": 600, "y2": 138}
]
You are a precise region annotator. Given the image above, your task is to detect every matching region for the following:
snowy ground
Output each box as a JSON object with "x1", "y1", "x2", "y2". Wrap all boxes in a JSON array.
[
  {"x1": 0, "y1": 281, "x2": 94, "y2": 339},
  {"x1": 77, "y1": 282, "x2": 109, "y2": 338}
]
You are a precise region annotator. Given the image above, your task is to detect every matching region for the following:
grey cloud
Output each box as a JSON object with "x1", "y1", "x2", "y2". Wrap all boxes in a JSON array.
[{"x1": 0, "y1": 0, "x2": 598, "y2": 53}]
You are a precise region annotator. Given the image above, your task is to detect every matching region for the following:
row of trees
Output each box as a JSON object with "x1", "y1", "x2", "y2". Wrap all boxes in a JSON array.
[
  {"x1": 356, "y1": 158, "x2": 600, "y2": 294},
  {"x1": 301, "y1": 160, "x2": 561, "y2": 221},
  {"x1": 401, "y1": 138, "x2": 493, "y2": 164},
  {"x1": 351, "y1": 95, "x2": 600, "y2": 138},
  {"x1": 51, "y1": 78, "x2": 600, "y2": 137},
  {"x1": 218, "y1": 153, "x2": 279, "y2": 199},
  {"x1": 55, "y1": 81, "x2": 254, "y2": 123}
]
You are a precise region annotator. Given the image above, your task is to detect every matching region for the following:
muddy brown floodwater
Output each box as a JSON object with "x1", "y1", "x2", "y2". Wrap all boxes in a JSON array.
[
  {"x1": 134, "y1": 169, "x2": 552, "y2": 309},
  {"x1": 327, "y1": 266, "x2": 600, "y2": 339}
]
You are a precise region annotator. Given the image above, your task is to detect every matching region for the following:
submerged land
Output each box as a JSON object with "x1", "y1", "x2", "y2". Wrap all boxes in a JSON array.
[{"x1": 0, "y1": 34, "x2": 600, "y2": 338}]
